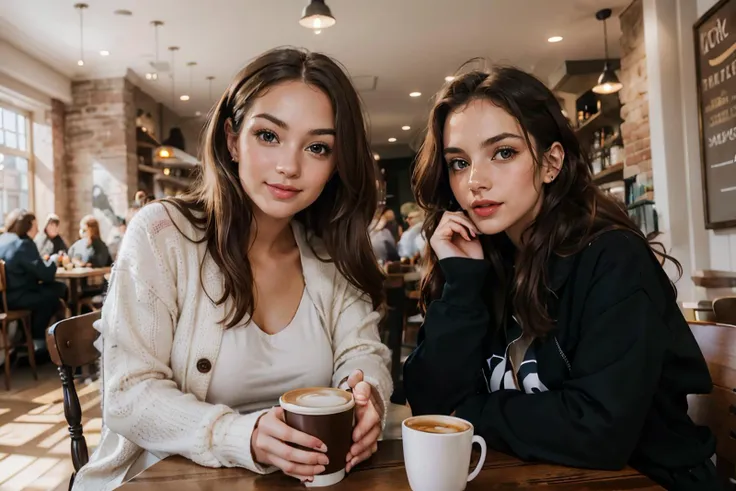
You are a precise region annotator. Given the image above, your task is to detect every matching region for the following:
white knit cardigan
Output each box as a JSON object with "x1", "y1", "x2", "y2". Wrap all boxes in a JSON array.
[{"x1": 72, "y1": 203, "x2": 393, "y2": 490}]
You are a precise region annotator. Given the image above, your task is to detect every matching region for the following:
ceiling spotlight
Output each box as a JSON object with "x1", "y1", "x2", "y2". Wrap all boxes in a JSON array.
[
  {"x1": 388, "y1": 137, "x2": 397, "y2": 143},
  {"x1": 548, "y1": 36, "x2": 563, "y2": 43},
  {"x1": 77, "y1": 60, "x2": 84, "y2": 66},
  {"x1": 445, "y1": 76, "x2": 455, "y2": 82},
  {"x1": 100, "y1": 50, "x2": 110, "y2": 56},
  {"x1": 314, "y1": 29, "x2": 322, "y2": 35},
  {"x1": 113, "y1": 9, "x2": 132, "y2": 16},
  {"x1": 402, "y1": 126, "x2": 411, "y2": 131},
  {"x1": 180, "y1": 95, "x2": 190, "y2": 101},
  {"x1": 195, "y1": 111, "x2": 202, "y2": 117},
  {"x1": 373, "y1": 153, "x2": 380, "y2": 161},
  {"x1": 409, "y1": 92, "x2": 421, "y2": 97},
  {"x1": 299, "y1": 0, "x2": 336, "y2": 30}
]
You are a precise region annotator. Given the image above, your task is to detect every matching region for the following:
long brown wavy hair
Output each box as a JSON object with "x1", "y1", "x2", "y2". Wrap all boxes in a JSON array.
[
  {"x1": 163, "y1": 47, "x2": 383, "y2": 328},
  {"x1": 414, "y1": 66, "x2": 680, "y2": 337}
]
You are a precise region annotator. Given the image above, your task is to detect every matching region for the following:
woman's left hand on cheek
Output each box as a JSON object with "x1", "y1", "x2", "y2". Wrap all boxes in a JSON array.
[{"x1": 345, "y1": 369, "x2": 382, "y2": 473}]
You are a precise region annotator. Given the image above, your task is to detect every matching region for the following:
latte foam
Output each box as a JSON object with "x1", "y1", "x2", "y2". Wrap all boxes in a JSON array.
[{"x1": 280, "y1": 387, "x2": 355, "y2": 415}]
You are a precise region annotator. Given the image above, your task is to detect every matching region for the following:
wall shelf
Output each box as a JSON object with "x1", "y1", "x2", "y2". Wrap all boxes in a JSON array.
[{"x1": 592, "y1": 162, "x2": 624, "y2": 186}]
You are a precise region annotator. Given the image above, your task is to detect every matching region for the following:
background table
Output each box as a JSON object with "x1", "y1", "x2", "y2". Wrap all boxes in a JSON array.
[
  {"x1": 55, "y1": 267, "x2": 111, "y2": 312},
  {"x1": 121, "y1": 439, "x2": 662, "y2": 490}
]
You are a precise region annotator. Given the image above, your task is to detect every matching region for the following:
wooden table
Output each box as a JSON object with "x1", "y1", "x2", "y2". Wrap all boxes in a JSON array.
[
  {"x1": 56, "y1": 267, "x2": 111, "y2": 313},
  {"x1": 121, "y1": 440, "x2": 661, "y2": 490}
]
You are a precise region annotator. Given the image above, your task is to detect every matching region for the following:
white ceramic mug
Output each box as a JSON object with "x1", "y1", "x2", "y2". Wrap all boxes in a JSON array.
[{"x1": 402, "y1": 415, "x2": 487, "y2": 491}]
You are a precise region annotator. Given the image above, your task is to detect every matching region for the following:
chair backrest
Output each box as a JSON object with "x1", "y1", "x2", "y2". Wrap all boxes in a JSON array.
[
  {"x1": 0, "y1": 260, "x2": 8, "y2": 313},
  {"x1": 714, "y1": 297, "x2": 736, "y2": 326},
  {"x1": 687, "y1": 320, "x2": 736, "y2": 479},
  {"x1": 46, "y1": 310, "x2": 102, "y2": 485}
]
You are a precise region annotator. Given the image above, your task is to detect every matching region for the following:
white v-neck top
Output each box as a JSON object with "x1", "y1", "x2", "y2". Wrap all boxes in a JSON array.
[{"x1": 205, "y1": 289, "x2": 334, "y2": 413}]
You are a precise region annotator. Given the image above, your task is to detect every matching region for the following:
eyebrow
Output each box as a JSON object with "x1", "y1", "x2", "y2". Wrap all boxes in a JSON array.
[
  {"x1": 253, "y1": 113, "x2": 336, "y2": 136},
  {"x1": 443, "y1": 132, "x2": 523, "y2": 155}
]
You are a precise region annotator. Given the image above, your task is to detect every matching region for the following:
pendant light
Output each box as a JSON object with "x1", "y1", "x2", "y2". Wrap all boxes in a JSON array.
[
  {"x1": 74, "y1": 3, "x2": 88, "y2": 67},
  {"x1": 168, "y1": 46, "x2": 179, "y2": 108},
  {"x1": 592, "y1": 8, "x2": 623, "y2": 95},
  {"x1": 206, "y1": 76, "x2": 215, "y2": 103},
  {"x1": 181, "y1": 62, "x2": 196, "y2": 101},
  {"x1": 146, "y1": 21, "x2": 163, "y2": 81},
  {"x1": 299, "y1": 0, "x2": 336, "y2": 30}
]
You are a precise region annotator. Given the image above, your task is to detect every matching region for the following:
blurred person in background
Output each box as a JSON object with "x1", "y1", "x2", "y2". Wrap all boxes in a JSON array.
[
  {"x1": 381, "y1": 208, "x2": 401, "y2": 242},
  {"x1": 35, "y1": 213, "x2": 67, "y2": 258},
  {"x1": 67, "y1": 215, "x2": 112, "y2": 268},
  {"x1": 0, "y1": 209, "x2": 67, "y2": 344},
  {"x1": 398, "y1": 202, "x2": 426, "y2": 261},
  {"x1": 369, "y1": 208, "x2": 399, "y2": 263}
]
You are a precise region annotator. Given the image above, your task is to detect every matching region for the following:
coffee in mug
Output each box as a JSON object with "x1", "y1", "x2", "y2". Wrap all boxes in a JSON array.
[
  {"x1": 404, "y1": 417, "x2": 470, "y2": 434},
  {"x1": 402, "y1": 415, "x2": 487, "y2": 491},
  {"x1": 280, "y1": 387, "x2": 355, "y2": 487}
]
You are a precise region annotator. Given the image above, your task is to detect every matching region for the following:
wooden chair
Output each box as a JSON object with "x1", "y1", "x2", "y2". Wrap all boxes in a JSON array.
[
  {"x1": 383, "y1": 274, "x2": 406, "y2": 404},
  {"x1": 0, "y1": 260, "x2": 37, "y2": 390},
  {"x1": 687, "y1": 320, "x2": 736, "y2": 488},
  {"x1": 714, "y1": 297, "x2": 736, "y2": 326},
  {"x1": 46, "y1": 310, "x2": 102, "y2": 490}
]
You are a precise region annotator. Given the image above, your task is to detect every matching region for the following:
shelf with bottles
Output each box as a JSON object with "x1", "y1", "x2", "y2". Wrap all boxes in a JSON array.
[{"x1": 590, "y1": 127, "x2": 625, "y2": 179}]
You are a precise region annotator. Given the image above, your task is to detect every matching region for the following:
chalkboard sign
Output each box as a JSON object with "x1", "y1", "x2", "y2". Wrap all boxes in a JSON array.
[{"x1": 695, "y1": 0, "x2": 736, "y2": 229}]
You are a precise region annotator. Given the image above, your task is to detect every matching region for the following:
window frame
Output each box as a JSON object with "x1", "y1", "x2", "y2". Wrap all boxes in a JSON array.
[{"x1": 0, "y1": 101, "x2": 35, "y2": 214}]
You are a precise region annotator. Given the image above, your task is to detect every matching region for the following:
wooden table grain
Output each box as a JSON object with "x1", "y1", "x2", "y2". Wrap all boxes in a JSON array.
[{"x1": 121, "y1": 440, "x2": 662, "y2": 490}]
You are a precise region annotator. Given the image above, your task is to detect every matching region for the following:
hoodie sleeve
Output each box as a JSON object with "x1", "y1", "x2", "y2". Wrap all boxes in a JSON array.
[{"x1": 403, "y1": 257, "x2": 492, "y2": 416}]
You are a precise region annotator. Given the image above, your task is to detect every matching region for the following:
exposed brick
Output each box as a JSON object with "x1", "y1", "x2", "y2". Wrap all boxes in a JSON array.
[
  {"x1": 65, "y1": 77, "x2": 138, "y2": 239},
  {"x1": 619, "y1": 0, "x2": 652, "y2": 175}
]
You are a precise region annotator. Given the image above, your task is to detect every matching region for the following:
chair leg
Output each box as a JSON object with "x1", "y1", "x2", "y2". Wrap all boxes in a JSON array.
[
  {"x1": 20, "y1": 316, "x2": 37, "y2": 380},
  {"x1": 1, "y1": 322, "x2": 10, "y2": 391}
]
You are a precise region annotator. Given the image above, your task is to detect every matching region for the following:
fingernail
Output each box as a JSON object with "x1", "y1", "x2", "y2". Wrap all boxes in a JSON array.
[
  {"x1": 346, "y1": 453, "x2": 352, "y2": 462},
  {"x1": 317, "y1": 444, "x2": 327, "y2": 452},
  {"x1": 320, "y1": 456, "x2": 330, "y2": 466},
  {"x1": 317, "y1": 466, "x2": 326, "y2": 474}
]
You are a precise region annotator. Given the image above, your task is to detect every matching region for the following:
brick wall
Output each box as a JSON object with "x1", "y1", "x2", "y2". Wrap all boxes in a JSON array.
[
  {"x1": 619, "y1": 0, "x2": 653, "y2": 181},
  {"x1": 50, "y1": 99, "x2": 70, "y2": 239},
  {"x1": 65, "y1": 77, "x2": 138, "y2": 241}
]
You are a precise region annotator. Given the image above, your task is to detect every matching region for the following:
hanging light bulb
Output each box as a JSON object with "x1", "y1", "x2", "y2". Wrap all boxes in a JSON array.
[
  {"x1": 74, "y1": 3, "x2": 88, "y2": 67},
  {"x1": 299, "y1": 0, "x2": 336, "y2": 30},
  {"x1": 168, "y1": 46, "x2": 179, "y2": 108},
  {"x1": 592, "y1": 8, "x2": 623, "y2": 95},
  {"x1": 206, "y1": 76, "x2": 215, "y2": 103},
  {"x1": 146, "y1": 21, "x2": 164, "y2": 82},
  {"x1": 181, "y1": 62, "x2": 196, "y2": 101}
]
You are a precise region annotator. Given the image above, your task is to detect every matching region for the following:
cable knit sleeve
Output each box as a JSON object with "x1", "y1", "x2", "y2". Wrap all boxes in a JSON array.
[
  {"x1": 330, "y1": 279, "x2": 393, "y2": 428},
  {"x1": 99, "y1": 207, "x2": 272, "y2": 474}
]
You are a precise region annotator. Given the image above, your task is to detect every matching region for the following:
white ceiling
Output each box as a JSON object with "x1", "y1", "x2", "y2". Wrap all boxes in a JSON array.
[{"x1": 0, "y1": 0, "x2": 631, "y2": 158}]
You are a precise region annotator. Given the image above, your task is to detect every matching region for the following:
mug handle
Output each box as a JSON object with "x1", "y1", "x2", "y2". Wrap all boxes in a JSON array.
[{"x1": 467, "y1": 435, "x2": 487, "y2": 482}]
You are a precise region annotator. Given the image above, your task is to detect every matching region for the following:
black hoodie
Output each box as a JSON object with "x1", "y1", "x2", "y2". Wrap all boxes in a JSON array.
[{"x1": 404, "y1": 230, "x2": 717, "y2": 489}]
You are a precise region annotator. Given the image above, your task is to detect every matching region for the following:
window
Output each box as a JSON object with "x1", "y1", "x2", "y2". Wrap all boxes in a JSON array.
[{"x1": 0, "y1": 105, "x2": 31, "y2": 222}]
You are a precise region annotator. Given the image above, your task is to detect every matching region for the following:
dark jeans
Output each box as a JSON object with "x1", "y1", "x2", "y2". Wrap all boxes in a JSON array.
[
  {"x1": 7, "y1": 281, "x2": 69, "y2": 339},
  {"x1": 645, "y1": 458, "x2": 723, "y2": 491}
]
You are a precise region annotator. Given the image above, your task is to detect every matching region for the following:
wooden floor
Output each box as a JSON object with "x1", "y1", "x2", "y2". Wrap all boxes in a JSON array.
[{"x1": 0, "y1": 363, "x2": 100, "y2": 491}]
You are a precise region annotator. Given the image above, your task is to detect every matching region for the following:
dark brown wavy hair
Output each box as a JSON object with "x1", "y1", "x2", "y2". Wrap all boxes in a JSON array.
[
  {"x1": 163, "y1": 47, "x2": 383, "y2": 328},
  {"x1": 414, "y1": 65, "x2": 680, "y2": 337}
]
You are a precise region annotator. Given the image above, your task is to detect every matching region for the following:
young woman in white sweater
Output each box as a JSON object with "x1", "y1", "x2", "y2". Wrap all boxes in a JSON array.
[{"x1": 73, "y1": 48, "x2": 392, "y2": 490}]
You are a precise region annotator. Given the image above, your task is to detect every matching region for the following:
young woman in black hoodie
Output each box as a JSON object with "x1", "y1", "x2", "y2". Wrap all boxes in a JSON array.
[{"x1": 403, "y1": 66, "x2": 720, "y2": 490}]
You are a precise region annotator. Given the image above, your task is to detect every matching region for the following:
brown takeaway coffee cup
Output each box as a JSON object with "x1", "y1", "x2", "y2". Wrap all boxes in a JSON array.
[{"x1": 279, "y1": 387, "x2": 355, "y2": 487}]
